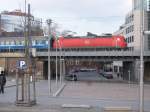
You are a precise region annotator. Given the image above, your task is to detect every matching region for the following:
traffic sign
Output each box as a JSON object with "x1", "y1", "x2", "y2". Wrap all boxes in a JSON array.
[{"x1": 17, "y1": 60, "x2": 27, "y2": 69}]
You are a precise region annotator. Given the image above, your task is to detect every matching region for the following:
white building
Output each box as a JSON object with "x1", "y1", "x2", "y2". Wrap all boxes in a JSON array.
[{"x1": 114, "y1": 0, "x2": 150, "y2": 52}]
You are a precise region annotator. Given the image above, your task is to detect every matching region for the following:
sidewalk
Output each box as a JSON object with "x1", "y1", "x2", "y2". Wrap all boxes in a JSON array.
[
  {"x1": 5, "y1": 77, "x2": 16, "y2": 87},
  {"x1": 5, "y1": 77, "x2": 66, "y2": 97},
  {"x1": 1, "y1": 79, "x2": 100, "y2": 112}
]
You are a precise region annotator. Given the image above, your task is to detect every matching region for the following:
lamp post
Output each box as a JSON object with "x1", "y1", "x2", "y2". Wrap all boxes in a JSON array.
[
  {"x1": 58, "y1": 40, "x2": 62, "y2": 84},
  {"x1": 55, "y1": 36, "x2": 58, "y2": 87},
  {"x1": 140, "y1": 0, "x2": 144, "y2": 112},
  {"x1": 58, "y1": 40, "x2": 64, "y2": 84},
  {"x1": 46, "y1": 19, "x2": 52, "y2": 95}
]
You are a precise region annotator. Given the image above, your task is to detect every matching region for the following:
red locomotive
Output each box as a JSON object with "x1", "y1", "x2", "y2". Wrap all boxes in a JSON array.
[{"x1": 53, "y1": 35, "x2": 127, "y2": 48}]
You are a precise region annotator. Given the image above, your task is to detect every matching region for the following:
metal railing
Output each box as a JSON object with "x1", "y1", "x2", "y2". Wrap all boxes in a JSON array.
[{"x1": 0, "y1": 47, "x2": 150, "y2": 57}]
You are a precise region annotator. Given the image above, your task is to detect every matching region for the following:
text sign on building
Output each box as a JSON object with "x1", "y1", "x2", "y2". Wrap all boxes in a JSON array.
[{"x1": 17, "y1": 60, "x2": 27, "y2": 69}]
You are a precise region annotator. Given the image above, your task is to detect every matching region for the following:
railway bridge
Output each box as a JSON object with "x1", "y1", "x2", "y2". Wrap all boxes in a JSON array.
[
  {"x1": 0, "y1": 46, "x2": 150, "y2": 82},
  {"x1": 0, "y1": 36, "x2": 150, "y2": 80},
  {"x1": 34, "y1": 48, "x2": 150, "y2": 81}
]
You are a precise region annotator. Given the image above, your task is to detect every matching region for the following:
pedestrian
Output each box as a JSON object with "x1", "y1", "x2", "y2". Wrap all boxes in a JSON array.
[
  {"x1": 73, "y1": 74, "x2": 77, "y2": 81},
  {"x1": 0, "y1": 71, "x2": 6, "y2": 94}
]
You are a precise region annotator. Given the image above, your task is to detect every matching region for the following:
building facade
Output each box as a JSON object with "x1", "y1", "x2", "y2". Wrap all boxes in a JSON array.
[
  {"x1": 0, "y1": 10, "x2": 43, "y2": 37},
  {"x1": 114, "y1": 0, "x2": 150, "y2": 52}
]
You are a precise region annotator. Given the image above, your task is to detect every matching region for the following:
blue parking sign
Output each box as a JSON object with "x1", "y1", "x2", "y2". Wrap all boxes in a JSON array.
[{"x1": 17, "y1": 60, "x2": 27, "y2": 69}]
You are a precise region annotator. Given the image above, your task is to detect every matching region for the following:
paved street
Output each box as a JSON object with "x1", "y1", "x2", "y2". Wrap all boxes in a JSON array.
[
  {"x1": 0, "y1": 78, "x2": 149, "y2": 112},
  {"x1": 60, "y1": 81, "x2": 150, "y2": 101},
  {"x1": 1, "y1": 0, "x2": 150, "y2": 112},
  {"x1": 68, "y1": 71, "x2": 124, "y2": 82},
  {"x1": 0, "y1": 79, "x2": 100, "y2": 112},
  {"x1": 0, "y1": 74, "x2": 150, "y2": 112}
]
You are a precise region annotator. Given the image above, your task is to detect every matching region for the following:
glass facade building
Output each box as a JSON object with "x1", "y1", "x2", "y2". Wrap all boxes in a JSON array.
[
  {"x1": 133, "y1": 0, "x2": 150, "y2": 10},
  {"x1": 0, "y1": 10, "x2": 43, "y2": 37}
]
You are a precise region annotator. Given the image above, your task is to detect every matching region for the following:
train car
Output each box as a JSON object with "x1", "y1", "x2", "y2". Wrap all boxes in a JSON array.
[
  {"x1": 53, "y1": 35, "x2": 127, "y2": 48},
  {"x1": 0, "y1": 43, "x2": 48, "y2": 50},
  {"x1": 0, "y1": 37, "x2": 48, "y2": 52}
]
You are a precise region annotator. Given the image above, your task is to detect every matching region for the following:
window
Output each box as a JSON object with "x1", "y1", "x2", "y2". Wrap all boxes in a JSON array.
[
  {"x1": 21, "y1": 41, "x2": 25, "y2": 45},
  {"x1": 5, "y1": 41, "x2": 9, "y2": 45},
  {"x1": 132, "y1": 25, "x2": 134, "y2": 32},
  {"x1": 125, "y1": 38, "x2": 127, "y2": 42},
  {"x1": 10, "y1": 41, "x2": 15, "y2": 45},
  {"x1": 127, "y1": 37, "x2": 129, "y2": 43},
  {"x1": 1, "y1": 41, "x2": 4, "y2": 45},
  {"x1": 16, "y1": 40, "x2": 22, "y2": 45},
  {"x1": 125, "y1": 14, "x2": 134, "y2": 24},
  {"x1": 41, "y1": 40, "x2": 46, "y2": 44},
  {"x1": 129, "y1": 36, "x2": 131, "y2": 43},
  {"x1": 45, "y1": 40, "x2": 48, "y2": 45},
  {"x1": 32, "y1": 40, "x2": 36, "y2": 45},
  {"x1": 126, "y1": 38, "x2": 128, "y2": 43},
  {"x1": 126, "y1": 25, "x2": 134, "y2": 34},
  {"x1": 35, "y1": 40, "x2": 39, "y2": 45},
  {"x1": 131, "y1": 36, "x2": 134, "y2": 42}
]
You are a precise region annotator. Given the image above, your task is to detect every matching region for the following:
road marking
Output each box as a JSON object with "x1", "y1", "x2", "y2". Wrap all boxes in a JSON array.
[
  {"x1": 62, "y1": 104, "x2": 91, "y2": 108},
  {"x1": 103, "y1": 106, "x2": 132, "y2": 111}
]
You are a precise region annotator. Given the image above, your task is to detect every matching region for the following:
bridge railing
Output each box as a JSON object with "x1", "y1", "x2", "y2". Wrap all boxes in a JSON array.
[
  {"x1": 0, "y1": 47, "x2": 150, "y2": 57},
  {"x1": 36, "y1": 48, "x2": 143, "y2": 57}
]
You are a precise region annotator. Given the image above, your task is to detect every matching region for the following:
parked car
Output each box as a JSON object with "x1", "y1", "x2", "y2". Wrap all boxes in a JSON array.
[
  {"x1": 102, "y1": 72, "x2": 113, "y2": 79},
  {"x1": 103, "y1": 72, "x2": 113, "y2": 79},
  {"x1": 64, "y1": 74, "x2": 77, "y2": 81},
  {"x1": 80, "y1": 68, "x2": 96, "y2": 72}
]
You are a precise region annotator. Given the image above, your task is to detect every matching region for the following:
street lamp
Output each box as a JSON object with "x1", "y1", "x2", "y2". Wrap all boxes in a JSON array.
[
  {"x1": 58, "y1": 40, "x2": 61, "y2": 84},
  {"x1": 58, "y1": 39, "x2": 64, "y2": 84},
  {"x1": 55, "y1": 35, "x2": 58, "y2": 87},
  {"x1": 140, "y1": 0, "x2": 144, "y2": 112},
  {"x1": 46, "y1": 19, "x2": 52, "y2": 95}
]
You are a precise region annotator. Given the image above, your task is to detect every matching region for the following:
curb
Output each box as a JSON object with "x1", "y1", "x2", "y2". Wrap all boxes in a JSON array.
[
  {"x1": 62, "y1": 104, "x2": 91, "y2": 108},
  {"x1": 5, "y1": 84, "x2": 16, "y2": 88}
]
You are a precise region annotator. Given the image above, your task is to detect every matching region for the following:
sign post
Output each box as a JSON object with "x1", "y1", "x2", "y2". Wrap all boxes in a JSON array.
[{"x1": 47, "y1": 19, "x2": 52, "y2": 95}]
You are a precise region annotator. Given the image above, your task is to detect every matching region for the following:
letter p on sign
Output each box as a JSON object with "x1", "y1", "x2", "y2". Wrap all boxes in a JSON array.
[{"x1": 19, "y1": 61, "x2": 26, "y2": 69}]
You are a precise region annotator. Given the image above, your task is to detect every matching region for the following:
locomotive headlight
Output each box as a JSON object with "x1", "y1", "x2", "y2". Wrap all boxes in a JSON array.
[
  {"x1": 117, "y1": 38, "x2": 120, "y2": 41},
  {"x1": 116, "y1": 38, "x2": 120, "y2": 48}
]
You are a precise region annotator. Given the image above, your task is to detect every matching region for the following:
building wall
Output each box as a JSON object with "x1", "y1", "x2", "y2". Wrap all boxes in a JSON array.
[
  {"x1": 133, "y1": 0, "x2": 150, "y2": 10},
  {"x1": 0, "y1": 57, "x2": 44, "y2": 79},
  {"x1": 114, "y1": 9, "x2": 149, "y2": 52},
  {"x1": 0, "y1": 58, "x2": 6, "y2": 68},
  {"x1": 133, "y1": 0, "x2": 141, "y2": 10},
  {"x1": 133, "y1": 10, "x2": 141, "y2": 51}
]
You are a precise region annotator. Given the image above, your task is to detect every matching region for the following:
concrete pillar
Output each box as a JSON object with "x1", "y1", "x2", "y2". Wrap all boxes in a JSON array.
[
  {"x1": 43, "y1": 61, "x2": 57, "y2": 80},
  {"x1": 123, "y1": 61, "x2": 135, "y2": 81},
  {"x1": 133, "y1": 59, "x2": 140, "y2": 82}
]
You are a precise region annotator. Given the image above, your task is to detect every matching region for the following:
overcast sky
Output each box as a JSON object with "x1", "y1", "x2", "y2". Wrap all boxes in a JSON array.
[{"x1": 0, "y1": 0, "x2": 132, "y2": 36}]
